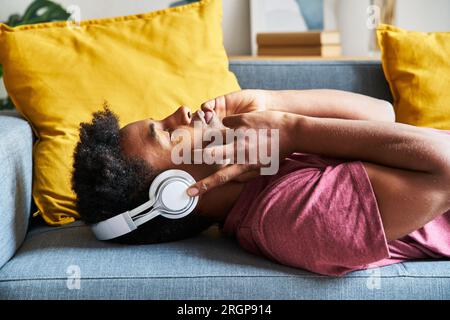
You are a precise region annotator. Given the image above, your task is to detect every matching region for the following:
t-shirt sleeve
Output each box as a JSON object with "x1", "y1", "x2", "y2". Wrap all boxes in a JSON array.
[{"x1": 235, "y1": 158, "x2": 390, "y2": 277}]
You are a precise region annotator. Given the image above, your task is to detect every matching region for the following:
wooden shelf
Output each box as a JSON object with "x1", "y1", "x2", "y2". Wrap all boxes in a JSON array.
[{"x1": 228, "y1": 55, "x2": 380, "y2": 61}]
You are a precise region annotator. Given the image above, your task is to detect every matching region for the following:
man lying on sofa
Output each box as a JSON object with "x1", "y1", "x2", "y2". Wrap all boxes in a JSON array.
[{"x1": 71, "y1": 89, "x2": 450, "y2": 276}]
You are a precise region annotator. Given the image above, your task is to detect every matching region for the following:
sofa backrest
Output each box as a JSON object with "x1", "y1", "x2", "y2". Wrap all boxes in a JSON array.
[{"x1": 229, "y1": 60, "x2": 393, "y2": 102}]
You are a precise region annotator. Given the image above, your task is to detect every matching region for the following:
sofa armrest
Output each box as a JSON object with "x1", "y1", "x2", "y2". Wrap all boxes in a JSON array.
[{"x1": 0, "y1": 111, "x2": 33, "y2": 269}]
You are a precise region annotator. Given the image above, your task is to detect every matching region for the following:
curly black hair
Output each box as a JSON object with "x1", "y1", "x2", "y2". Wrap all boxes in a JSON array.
[{"x1": 71, "y1": 106, "x2": 213, "y2": 244}]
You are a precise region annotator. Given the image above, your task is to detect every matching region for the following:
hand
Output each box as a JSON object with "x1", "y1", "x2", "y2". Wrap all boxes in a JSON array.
[
  {"x1": 187, "y1": 111, "x2": 300, "y2": 197},
  {"x1": 200, "y1": 89, "x2": 269, "y2": 120},
  {"x1": 196, "y1": 89, "x2": 270, "y2": 184}
]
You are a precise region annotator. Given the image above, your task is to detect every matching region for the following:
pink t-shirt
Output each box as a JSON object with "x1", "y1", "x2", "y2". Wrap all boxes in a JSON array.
[{"x1": 223, "y1": 139, "x2": 450, "y2": 277}]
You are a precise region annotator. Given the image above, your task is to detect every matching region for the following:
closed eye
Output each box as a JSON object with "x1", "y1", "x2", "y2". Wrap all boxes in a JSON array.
[{"x1": 149, "y1": 123, "x2": 156, "y2": 138}]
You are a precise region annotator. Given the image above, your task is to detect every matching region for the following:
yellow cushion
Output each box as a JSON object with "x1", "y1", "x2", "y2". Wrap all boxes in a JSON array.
[
  {"x1": 377, "y1": 24, "x2": 450, "y2": 129},
  {"x1": 0, "y1": 0, "x2": 240, "y2": 225}
]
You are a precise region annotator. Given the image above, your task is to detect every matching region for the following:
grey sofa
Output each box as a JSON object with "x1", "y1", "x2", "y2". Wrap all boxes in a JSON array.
[{"x1": 1, "y1": 60, "x2": 449, "y2": 300}]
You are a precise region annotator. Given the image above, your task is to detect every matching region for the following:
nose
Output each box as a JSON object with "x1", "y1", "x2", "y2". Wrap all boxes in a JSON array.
[{"x1": 162, "y1": 106, "x2": 192, "y2": 130}]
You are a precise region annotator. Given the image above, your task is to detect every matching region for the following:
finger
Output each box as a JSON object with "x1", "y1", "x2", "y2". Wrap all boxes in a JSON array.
[
  {"x1": 222, "y1": 114, "x2": 244, "y2": 128},
  {"x1": 187, "y1": 164, "x2": 253, "y2": 197},
  {"x1": 202, "y1": 95, "x2": 228, "y2": 116},
  {"x1": 191, "y1": 143, "x2": 235, "y2": 164},
  {"x1": 201, "y1": 96, "x2": 218, "y2": 112},
  {"x1": 201, "y1": 100, "x2": 215, "y2": 112},
  {"x1": 201, "y1": 128, "x2": 236, "y2": 148},
  {"x1": 192, "y1": 130, "x2": 251, "y2": 163}
]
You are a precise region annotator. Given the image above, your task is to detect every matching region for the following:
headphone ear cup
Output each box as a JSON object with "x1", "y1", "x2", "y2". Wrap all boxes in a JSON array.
[
  {"x1": 159, "y1": 180, "x2": 192, "y2": 211},
  {"x1": 149, "y1": 169, "x2": 198, "y2": 218}
]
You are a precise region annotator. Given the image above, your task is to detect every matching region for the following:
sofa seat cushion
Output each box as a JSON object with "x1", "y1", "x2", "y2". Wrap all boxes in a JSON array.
[{"x1": 0, "y1": 222, "x2": 449, "y2": 299}]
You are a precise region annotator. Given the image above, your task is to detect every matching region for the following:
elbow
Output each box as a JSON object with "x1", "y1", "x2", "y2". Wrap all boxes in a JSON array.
[
  {"x1": 433, "y1": 141, "x2": 450, "y2": 199},
  {"x1": 438, "y1": 163, "x2": 450, "y2": 214},
  {"x1": 441, "y1": 146, "x2": 450, "y2": 193},
  {"x1": 423, "y1": 143, "x2": 450, "y2": 215},
  {"x1": 378, "y1": 100, "x2": 396, "y2": 122}
]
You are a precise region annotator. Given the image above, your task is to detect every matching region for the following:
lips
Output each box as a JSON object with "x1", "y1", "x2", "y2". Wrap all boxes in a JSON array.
[
  {"x1": 192, "y1": 110, "x2": 214, "y2": 125},
  {"x1": 204, "y1": 110, "x2": 213, "y2": 124}
]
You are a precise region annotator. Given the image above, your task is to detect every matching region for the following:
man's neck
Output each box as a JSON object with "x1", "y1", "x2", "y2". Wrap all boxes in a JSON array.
[{"x1": 195, "y1": 181, "x2": 245, "y2": 223}]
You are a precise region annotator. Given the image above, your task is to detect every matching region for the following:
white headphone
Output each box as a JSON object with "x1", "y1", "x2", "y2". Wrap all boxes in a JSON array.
[{"x1": 91, "y1": 169, "x2": 199, "y2": 240}]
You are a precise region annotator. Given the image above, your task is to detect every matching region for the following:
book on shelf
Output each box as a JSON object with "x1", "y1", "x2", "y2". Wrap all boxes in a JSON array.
[
  {"x1": 257, "y1": 45, "x2": 342, "y2": 57},
  {"x1": 257, "y1": 31, "x2": 341, "y2": 47}
]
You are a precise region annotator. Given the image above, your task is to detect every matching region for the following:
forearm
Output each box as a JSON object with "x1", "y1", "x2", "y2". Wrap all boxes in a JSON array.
[
  {"x1": 293, "y1": 115, "x2": 450, "y2": 175},
  {"x1": 268, "y1": 89, "x2": 395, "y2": 122}
]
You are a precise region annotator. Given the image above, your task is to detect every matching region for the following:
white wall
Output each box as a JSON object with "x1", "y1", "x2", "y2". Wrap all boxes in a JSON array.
[
  {"x1": 396, "y1": 0, "x2": 450, "y2": 31},
  {"x1": 337, "y1": 0, "x2": 450, "y2": 56},
  {"x1": 338, "y1": 0, "x2": 372, "y2": 56}
]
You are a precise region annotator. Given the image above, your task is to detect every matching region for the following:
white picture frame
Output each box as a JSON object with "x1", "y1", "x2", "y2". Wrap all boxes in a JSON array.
[{"x1": 250, "y1": 0, "x2": 338, "y2": 55}]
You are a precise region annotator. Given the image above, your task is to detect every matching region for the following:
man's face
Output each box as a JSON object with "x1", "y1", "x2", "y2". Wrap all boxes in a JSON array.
[{"x1": 119, "y1": 106, "x2": 225, "y2": 177}]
